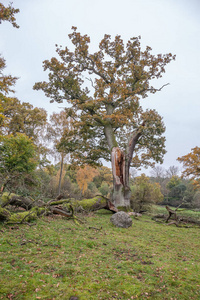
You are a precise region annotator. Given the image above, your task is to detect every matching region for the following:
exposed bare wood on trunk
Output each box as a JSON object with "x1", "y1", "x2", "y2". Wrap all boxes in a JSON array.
[
  {"x1": 111, "y1": 147, "x2": 130, "y2": 208},
  {"x1": 109, "y1": 122, "x2": 146, "y2": 208},
  {"x1": 107, "y1": 200, "x2": 118, "y2": 213},
  {"x1": 111, "y1": 147, "x2": 124, "y2": 186}
]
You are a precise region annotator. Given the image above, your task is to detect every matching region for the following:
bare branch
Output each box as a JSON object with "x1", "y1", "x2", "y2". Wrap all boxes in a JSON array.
[
  {"x1": 156, "y1": 83, "x2": 170, "y2": 91},
  {"x1": 86, "y1": 77, "x2": 95, "y2": 89}
]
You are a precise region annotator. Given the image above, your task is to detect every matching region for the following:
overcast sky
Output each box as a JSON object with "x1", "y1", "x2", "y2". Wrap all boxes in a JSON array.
[{"x1": 1, "y1": 0, "x2": 200, "y2": 173}]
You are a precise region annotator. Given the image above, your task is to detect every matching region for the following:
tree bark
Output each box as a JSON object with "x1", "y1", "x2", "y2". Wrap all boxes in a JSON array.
[
  {"x1": 111, "y1": 147, "x2": 131, "y2": 209},
  {"x1": 58, "y1": 152, "x2": 64, "y2": 195}
]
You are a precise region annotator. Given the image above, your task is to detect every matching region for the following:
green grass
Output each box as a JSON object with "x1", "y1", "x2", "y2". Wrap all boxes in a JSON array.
[{"x1": 0, "y1": 209, "x2": 200, "y2": 300}]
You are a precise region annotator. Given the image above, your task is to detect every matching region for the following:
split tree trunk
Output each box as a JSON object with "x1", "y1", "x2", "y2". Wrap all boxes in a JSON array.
[
  {"x1": 111, "y1": 147, "x2": 131, "y2": 209},
  {"x1": 109, "y1": 126, "x2": 143, "y2": 209}
]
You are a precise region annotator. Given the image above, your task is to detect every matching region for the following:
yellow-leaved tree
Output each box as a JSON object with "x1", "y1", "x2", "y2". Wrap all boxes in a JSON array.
[{"x1": 76, "y1": 165, "x2": 99, "y2": 195}]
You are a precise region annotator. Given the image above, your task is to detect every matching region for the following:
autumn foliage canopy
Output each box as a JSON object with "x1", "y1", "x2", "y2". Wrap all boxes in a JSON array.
[{"x1": 34, "y1": 27, "x2": 175, "y2": 167}]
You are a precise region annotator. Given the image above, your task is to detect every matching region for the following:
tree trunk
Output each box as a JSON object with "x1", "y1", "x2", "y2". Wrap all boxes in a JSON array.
[
  {"x1": 58, "y1": 152, "x2": 64, "y2": 195},
  {"x1": 109, "y1": 123, "x2": 144, "y2": 209},
  {"x1": 111, "y1": 147, "x2": 131, "y2": 209}
]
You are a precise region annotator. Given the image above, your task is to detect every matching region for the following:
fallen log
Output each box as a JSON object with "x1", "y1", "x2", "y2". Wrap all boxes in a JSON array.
[
  {"x1": 0, "y1": 192, "x2": 118, "y2": 224},
  {"x1": 68, "y1": 196, "x2": 118, "y2": 213},
  {"x1": 0, "y1": 206, "x2": 45, "y2": 223},
  {"x1": 0, "y1": 192, "x2": 45, "y2": 210},
  {"x1": 0, "y1": 206, "x2": 11, "y2": 221},
  {"x1": 50, "y1": 206, "x2": 73, "y2": 217},
  {"x1": 152, "y1": 208, "x2": 200, "y2": 227}
]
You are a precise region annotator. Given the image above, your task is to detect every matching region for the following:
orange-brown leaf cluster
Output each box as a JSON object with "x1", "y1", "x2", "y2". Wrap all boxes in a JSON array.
[
  {"x1": 76, "y1": 165, "x2": 99, "y2": 194},
  {"x1": 178, "y1": 147, "x2": 200, "y2": 188}
]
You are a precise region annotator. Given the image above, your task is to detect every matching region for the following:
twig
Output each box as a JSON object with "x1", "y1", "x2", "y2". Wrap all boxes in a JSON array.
[
  {"x1": 89, "y1": 226, "x2": 102, "y2": 231},
  {"x1": 6, "y1": 240, "x2": 13, "y2": 246},
  {"x1": 20, "y1": 239, "x2": 33, "y2": 246},
  {"x1": 86, "y1": 77, "x2": 95, "y2": 89},
  {"x1": 24, "y1": 222, "x2": 36, "y2": 227},
  {"x1": 156, "y1": 83, "x2": 170, "y2": 91},
  {"x1": 175, "y1": 202, "x2": 185, "y2": 211}
]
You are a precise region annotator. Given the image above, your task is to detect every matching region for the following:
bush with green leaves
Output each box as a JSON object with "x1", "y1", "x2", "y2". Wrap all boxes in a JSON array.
[
  {"x1": 131, "y1": 174, "x2": 163, "y2": 212},
  {"x1": 0, "y1": 133, "x2": 38, "y2": 192}
]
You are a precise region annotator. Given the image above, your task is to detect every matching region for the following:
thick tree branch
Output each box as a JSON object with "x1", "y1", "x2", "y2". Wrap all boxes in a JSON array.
[{"x1": 128, "y1": 122, "x2": 145, "y2": 166}]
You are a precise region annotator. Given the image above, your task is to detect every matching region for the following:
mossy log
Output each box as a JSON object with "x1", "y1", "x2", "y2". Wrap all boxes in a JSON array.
[
  {"x1": 0, "y1": 193, "x2": 118, "y2": 224},
  {"x1": 0, "y1": 206, "x2": 45, "y2": 223},
  {"x1": 0, "y1": 192, "x2": 45, "y2": 210},
  {"x1": 0, "y1": 206, "x2": 11, "y2": 221},
  {"x1": 68, "y1": 196, "x2": 118, "y2": 213}
]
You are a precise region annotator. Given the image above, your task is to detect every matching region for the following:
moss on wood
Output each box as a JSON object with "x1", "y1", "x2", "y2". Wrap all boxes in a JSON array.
[
  {"x1": 70, "y1": 196, "x2": 107, "y2": 211},
  {"x1": 0, "y1": 192, "x2": 17, "y2": 207},
  {"x1": 0, "y1": 206, "x2": 11, "y2": 220},
  {"x1": 117, "y1": 206, "x2": 132, "y2": 212},
  {"x1": 7, "y1": 207, "x2": 45, "y2": 224}
]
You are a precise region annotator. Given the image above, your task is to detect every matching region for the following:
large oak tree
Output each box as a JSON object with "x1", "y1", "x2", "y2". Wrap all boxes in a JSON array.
[{"x1": 34, "y1": 27, "x2": 175, "y2": 208}]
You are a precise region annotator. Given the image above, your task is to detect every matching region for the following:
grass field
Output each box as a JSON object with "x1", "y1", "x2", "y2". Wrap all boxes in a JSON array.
[{"x1": 0, "y1": 207, "x2": 199, "y2": 300}]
